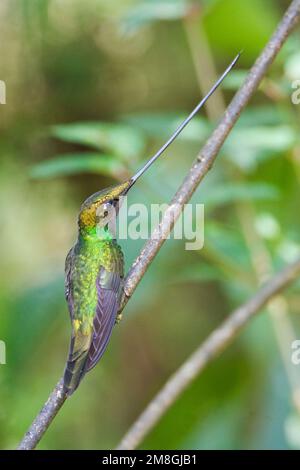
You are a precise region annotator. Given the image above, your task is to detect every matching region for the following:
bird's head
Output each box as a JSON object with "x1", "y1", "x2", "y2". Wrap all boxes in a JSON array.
[{"x1": 78, "y1": 179, "x2": 132, "y2": 236}]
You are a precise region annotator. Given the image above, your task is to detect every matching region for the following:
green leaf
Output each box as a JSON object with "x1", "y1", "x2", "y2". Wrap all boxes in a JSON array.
[
  {"x1": 236, "y1": 106, "x2": 293, "y2": 127},
  {"x1": 170, "y1": 263, "x2": 222, "y2": 284},
  {"x1": 222, "y1": 70, "x2": 248, "y2": 90},
  {"x1": 204, "y1": 182, "x2": 280, "y2": 208},
  {"x1": 30, "y1": 153, "x2": 128, "y2": 179},
  {"x1": 205, "y1": 221, "x2": 251, "y2": 271},
  {"x1": 50, "y1": 122, "x2": 146, "y2": 160},
  {"x1": 223, "y1": 125, "x2": 296, "y2": 171},
  {"x1": 122, "y1": 113, "x2": 211, "y2": 142}
]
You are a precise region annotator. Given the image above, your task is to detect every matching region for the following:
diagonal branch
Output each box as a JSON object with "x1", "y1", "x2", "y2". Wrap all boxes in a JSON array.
[
  {"x1": 120, "y1": 0, "x2": 300, "y2": 309},
  {"x1": 17, "y1": 0, "x2": 300, "y2": 450},
  {"x1": 116, "y1": 257, "x2": 300, "y2": 450}
]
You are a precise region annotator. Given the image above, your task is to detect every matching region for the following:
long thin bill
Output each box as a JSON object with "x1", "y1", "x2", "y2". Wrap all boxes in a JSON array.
[{"x1": 130, "y1": 52, "x2": 240, "y2": 186}]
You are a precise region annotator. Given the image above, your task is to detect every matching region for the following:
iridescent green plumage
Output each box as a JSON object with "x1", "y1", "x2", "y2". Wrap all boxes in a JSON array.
[
  {"x1": 68, "y1": 238, "x2": 120, "y2": 327},
  {"x1": 62, "y1": 54, "x2": 240, "y2": 395},
  {"x1": 63, "y1": 184, "x2": 128, "y2": 395}
]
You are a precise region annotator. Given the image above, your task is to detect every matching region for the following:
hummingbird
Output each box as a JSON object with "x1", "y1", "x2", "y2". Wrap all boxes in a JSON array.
[{"x1": 63, "y1": 54, "x2": 240, "y2": 395}]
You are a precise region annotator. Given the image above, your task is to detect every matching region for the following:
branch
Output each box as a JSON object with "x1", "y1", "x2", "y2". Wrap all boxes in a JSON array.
[
  {"x1": 120, "y1": 0, "x2": 300, "y2": 309},
  {"x1": 117, "y1": 257, "x2": 300, "y2": 450},
  {"x1": 17, "y1": 379, "x2": 66, "y2": 450},
  {"x1": 17, "y1": 0, "x2": 300, "y2": 450}
]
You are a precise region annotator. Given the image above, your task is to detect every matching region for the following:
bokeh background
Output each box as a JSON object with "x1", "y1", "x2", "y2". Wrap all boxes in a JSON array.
[{"x1": 1, "y1": 0, "x2": 300, "y2": 450}]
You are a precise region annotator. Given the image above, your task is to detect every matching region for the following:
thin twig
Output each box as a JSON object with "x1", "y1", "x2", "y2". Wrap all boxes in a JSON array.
[
  {"x1": 17, "y1": 0, "x2": 300, "y2": 450},
  {"x1": 17, "y1": 379, "x2": 66, "y2": 450},
  {"x1": 117, "y1": 257, "x2": 300, "y2": 450}
]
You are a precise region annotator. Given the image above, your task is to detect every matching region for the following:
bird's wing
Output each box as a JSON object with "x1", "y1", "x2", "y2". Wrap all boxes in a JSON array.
[
  {"x1": 64, "y1": 245, "x2": 93, "y2": 394},
  {"x1": 64, "y1": 246, "x2": 75, "y2": 318},
  {"x1": 84, "y1": 248, "x2": 124, "y2": 372}
]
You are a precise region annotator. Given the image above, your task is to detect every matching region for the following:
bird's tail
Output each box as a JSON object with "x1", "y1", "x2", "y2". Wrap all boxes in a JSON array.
[{"x1": 63, "y1": 333, "x2": 91, "y2": 396}]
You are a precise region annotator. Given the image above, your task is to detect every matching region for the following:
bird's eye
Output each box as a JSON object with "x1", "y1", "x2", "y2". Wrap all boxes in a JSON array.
[{"x1": 101, "y1": 203, "x2": 112, "y2": 218}]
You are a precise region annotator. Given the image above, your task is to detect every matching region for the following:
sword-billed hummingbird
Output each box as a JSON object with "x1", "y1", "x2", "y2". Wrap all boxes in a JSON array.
[{"x1": 63, "y1": 54, "x2": 240, "y2": 395}]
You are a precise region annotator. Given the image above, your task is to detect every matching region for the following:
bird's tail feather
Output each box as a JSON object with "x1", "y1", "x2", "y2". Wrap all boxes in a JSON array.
[{"x1": 63, "y1": 334, "x2": 90, "y2": 396}]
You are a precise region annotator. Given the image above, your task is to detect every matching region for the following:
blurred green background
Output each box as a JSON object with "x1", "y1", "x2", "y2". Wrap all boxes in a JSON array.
[{"x1": 1, "y1": 0, "x2": 300, "y2": 450}]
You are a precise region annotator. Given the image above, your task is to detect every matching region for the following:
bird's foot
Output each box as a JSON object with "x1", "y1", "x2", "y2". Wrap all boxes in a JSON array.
[
  {"x1": 115, "y1": 312, "x2": 123, "y2": 324},
  {"x1": 115, "y1": 286, "x2": 129, "y2": 324}
]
